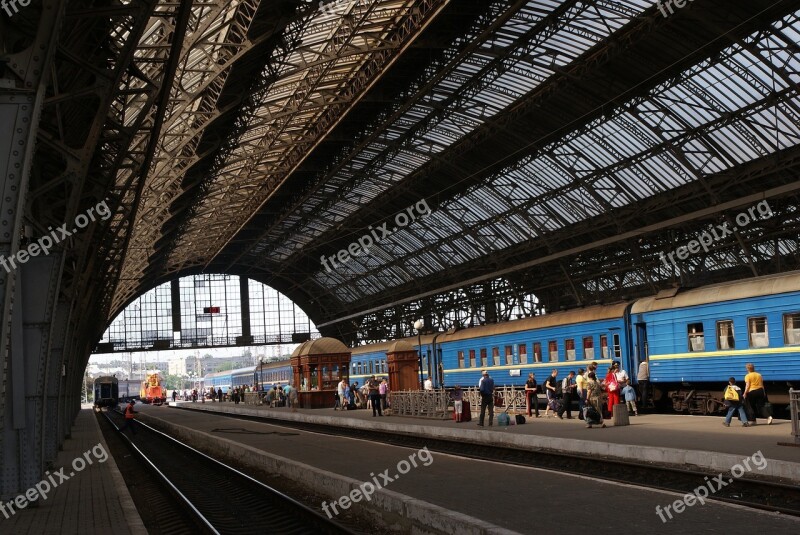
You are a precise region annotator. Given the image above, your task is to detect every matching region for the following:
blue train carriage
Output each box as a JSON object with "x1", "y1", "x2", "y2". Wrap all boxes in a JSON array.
[
  {"x1": 630, "y1": 271, "x2": 800, "y2": 414},
  {"x1": 350, "y1": 336, "x2": 433, "y2": 387},
  {"x1": 231, "y1": 366, "x2": 258, "y2": 390},
  {"x1": 93, "y1": 375, "x2": 119, "y2": 410},
  {"x1": 254, "y1": 359, "x2": 292, "y2": 392},
  {"x1": 439, "y1": 303, "x2": 633, "y2": 389},
  {"x1": 203, "y1": 370, "x2": 233, "y2": 395}
]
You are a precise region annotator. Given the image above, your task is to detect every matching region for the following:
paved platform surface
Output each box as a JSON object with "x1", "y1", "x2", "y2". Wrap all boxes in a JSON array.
[
  {"x1": 170, "y1": 400, "x2": 800, "y2": 482},
  {"x1": 1, "y1": 406, "x2": 145, "y2": 535},
  {"x1": 140, "y1": 403, "x2": 800, "y2": 534}
]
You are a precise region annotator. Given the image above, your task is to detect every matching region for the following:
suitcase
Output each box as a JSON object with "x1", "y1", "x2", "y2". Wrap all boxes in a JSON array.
[{"x1": 515, "y1": 414, "x2": 526, "y2": 424}]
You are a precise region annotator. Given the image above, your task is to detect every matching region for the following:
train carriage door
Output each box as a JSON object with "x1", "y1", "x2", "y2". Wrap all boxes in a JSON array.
[{"x1": 635, "y1": 323, "x2": 649, "y2": 372}]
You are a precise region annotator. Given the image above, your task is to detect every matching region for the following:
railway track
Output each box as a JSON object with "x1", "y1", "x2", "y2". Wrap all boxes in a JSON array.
[
  {"x1": 176, "y1": 406, "x2": 800, "y2": 517},
  {"x1": 101, "y1": 409, "x2": 355, "y2": 535}
]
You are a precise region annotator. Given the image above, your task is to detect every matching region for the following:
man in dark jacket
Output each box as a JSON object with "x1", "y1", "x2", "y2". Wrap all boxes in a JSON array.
[{"x1": 478, "y1": 370, "x2": 495, "y2": 427}]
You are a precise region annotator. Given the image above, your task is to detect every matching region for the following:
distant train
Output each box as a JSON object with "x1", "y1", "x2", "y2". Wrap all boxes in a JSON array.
[
  {"x1": 140, "y1": 372, "x2": 167, "y2": 405},
  {"x1": 200, "y1": 360, "x2": 293, "y2": 394},
  {"x1": 93, "y1": 376, "x2": 119, "y2": 409}
]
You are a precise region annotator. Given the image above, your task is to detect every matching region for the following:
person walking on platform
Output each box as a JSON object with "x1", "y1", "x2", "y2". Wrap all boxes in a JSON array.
[
  {"x1": 525, "y1": 373, "x2": 539, "y2": 418},
  {"x1": 477, "y1": 370, "x2": 495, "y2": 427},
  {"x1": 217, "y1": 387, "x2": 223, "y2": 403},
  {"x1": 285, "y1": 384, "x2": 298, "y2": 412},
  {"x1": 584, "y1": 372, "x2": 606, "y2": 429},
  {"x1": 575, "y1": 368, "x2": 586, "y2": 420},
  {"x1": 544, "y1": 369, "x2": 558, "y2": 418},
  {"x1": 335, "y1": 378, "x2": 347, "y2": 410},
  {"x1": 744, "y1": 363, "x2": 771, "y2": 425},
  {"x1": 637, "y1": 360, "x2": 649, "y2": 411},
  {"x1": 172, "y1": 390, "x2": 177, "y2": 403},
  {"x1": 120, "y1": 400, "x2": 138, "y2": 436},
  {"x1": 368, "y1": 375, "x2": 382, "y2": 416},
  {"x1": 558, "y1": 371, "x2": 576, "y2": 419},
  {"x1": 379, "y1": 379, "x2": 389, "y2": 411},
  {"x1": 723, "y1": 377, "x2": 750, "y2": 427}
]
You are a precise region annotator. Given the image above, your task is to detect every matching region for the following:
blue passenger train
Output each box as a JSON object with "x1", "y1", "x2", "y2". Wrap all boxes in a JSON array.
[
  {"x1": 199, "y1": 271, "x2": 799, "y2": 414},
  {"x1": 201, "y1": 360, "x2": 293, "y2": 394},
  {"x1": 367, "y1": 271, "x2": 799, "y2": 414}
]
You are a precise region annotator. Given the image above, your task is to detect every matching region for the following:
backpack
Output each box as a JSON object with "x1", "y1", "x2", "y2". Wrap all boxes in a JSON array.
[
  {"x1": 724, "y1": 385, "x2": 741, "y2": 403},
  {"x1": 515, "y1": 414, "x2": 526, "y2": 425}
]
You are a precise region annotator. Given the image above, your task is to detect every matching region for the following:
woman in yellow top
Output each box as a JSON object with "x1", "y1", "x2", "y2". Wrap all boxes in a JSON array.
[{"x1": 743, "y1": 363, "x2": 772, "y2": 425}]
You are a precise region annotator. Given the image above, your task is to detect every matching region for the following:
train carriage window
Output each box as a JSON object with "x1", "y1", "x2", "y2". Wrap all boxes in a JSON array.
[
  {"x1": 612, "y1": 334, "x2": 622, "y2": 358},
  {"x1": 717, "y1": 320, "x2": 735, "y2": 350},
  {"x1": 600, "y1": 335, "x2": 609, "y2": 358},
  {"x1": 492, "y1": 347, "x2": 500, "y2": 366},
  {"x1": 382, "y1": 360, "x2": 387, "y2": 373},
  {"x1": 688, "y1": 323, "x2": 705, "y2": 352},
  {"x1": 565, "y1": 339, "x2": 576, "y2": 360},
  {"x1": 480, "y1": 348, "x2": 488, "y2": 367},
  {"x1": 505, "y1": 345, "x2": 513, "y2": 365},
  {"x1": 458, "y1": 351, "x2": 465, "y2": 368},
  {"x1": 548, "y1": 340, "x2": 558, "y2": 362},
  {"x1": 533, "y1": 342, "x2": 542, "y2": 362},
  {"x1": 519, "y1": 344, "x2": 528, "y2": 364},
  {"x1": 352, "y1": 363, "x2": 357, "y2": 376},
  {"x1": 469, "y1": 349, "x2": 476, "y2": 368},
  {"x1": 369, "y1": 361, "x2": 374, "y2": 375},
  {"x1": 583, "y1": 337, "x2": 594, "y2": 359},
  {"x1": 784, "y1": 313, "x2": 800, "y2": 345},
  {"x1": 748, "y1": 317, "x2": 769, "y2": 348}
]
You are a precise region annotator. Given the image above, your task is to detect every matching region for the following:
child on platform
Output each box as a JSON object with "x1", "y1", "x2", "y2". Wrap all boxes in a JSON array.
[{"x1": 621, "y1": 380, "x2": 638, "y2": 416}]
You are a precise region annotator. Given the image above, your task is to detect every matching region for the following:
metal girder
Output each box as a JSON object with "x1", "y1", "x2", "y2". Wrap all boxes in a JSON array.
[{"x1": 0, "y1": 0, "x2": 65, "y2": 498}]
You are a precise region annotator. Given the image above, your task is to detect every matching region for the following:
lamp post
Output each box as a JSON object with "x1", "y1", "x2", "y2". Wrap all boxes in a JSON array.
[{"x1": 414, "y1": 319, "x2": 425, "y2": 389}]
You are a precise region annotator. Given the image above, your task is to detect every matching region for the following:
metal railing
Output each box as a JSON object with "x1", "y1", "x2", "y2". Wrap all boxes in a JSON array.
[
  {"x1": 390, "y1": 390, "x2": 452, "y2": 419},
  {"x1": 389, "y1": 386, "x2": 531, "y2": 419}
]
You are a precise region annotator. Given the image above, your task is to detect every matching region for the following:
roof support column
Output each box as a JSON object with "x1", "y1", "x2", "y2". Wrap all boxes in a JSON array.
[
  {"x1": 0, "y1": 0, "x2": 65, "y2": 499},
  {"x1": 0, "y1": 256, "x2": 62, "y2": 499}
]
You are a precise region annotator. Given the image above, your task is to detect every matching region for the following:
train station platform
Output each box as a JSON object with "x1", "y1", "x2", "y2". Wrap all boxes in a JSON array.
[
  {"x1": 2, "y1": 406, "x2": 146, "y2": 535},
  {"x1": 167, "y1": 400, "x2": 800, "y2": 483},
  {"x1": 137, "y1": 402, "x2": 800, "y2": 534}
]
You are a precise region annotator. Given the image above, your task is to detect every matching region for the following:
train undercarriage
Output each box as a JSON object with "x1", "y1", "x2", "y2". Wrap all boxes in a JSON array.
[{"x1": 655, "y1": 384, "x2": 794, "y2": 415}]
